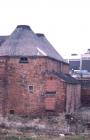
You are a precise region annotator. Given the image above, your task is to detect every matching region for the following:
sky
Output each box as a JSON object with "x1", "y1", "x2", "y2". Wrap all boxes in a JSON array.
[{"x1": 0, "y1": 0, "x2": 90, "y2": 58}]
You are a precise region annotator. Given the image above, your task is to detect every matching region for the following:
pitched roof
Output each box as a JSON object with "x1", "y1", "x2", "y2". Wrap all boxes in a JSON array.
[
  {"x1": 0, "y1": 25, "x2": 65, "y2": 63},
  {"x1": 44, "y1": 71, "x2": 80, "y2": 84},
  {"x1": 56, "y1": 73, "x2": 80, "y2": 84},
  {"x1": 0, "y1": 25, "x2": 38, "y2": 56},
  {"x1": 0, "y1": 36, "x2": 9, "y2": 46},
  {"x1": 36, "y1": 33, "x2": 65, "y2": 62}
]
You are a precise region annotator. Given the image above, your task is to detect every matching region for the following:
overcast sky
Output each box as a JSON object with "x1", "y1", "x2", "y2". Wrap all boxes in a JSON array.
[{"x1": 0, "y1": 0, "x2": 90, "y2": 58}]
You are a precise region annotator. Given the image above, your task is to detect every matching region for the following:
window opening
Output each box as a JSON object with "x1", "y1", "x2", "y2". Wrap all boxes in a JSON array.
[
  {"x1": 45, "y1": 91, "x2": 56, "y2": 96},
  {"x1": 10, "y1": 110, "x2": 15, "y2": 114},
  {"x1": 28, "y1": 85, "x2": 34, "y2": 93},
  {"x1": 19, "y1": 57, "x2": 28, "y2": 63}
]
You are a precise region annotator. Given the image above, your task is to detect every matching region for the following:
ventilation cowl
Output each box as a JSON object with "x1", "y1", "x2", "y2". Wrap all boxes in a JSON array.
[
  {"x1": 17, "y1": 25, "x2": 31, "y2": 30},
  {"x1": 36, "y1": 33, "x2": 45, "y2": 37}
]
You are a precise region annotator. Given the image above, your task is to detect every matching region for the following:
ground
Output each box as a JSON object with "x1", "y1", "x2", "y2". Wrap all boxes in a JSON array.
[
  {"x1": 0, "y1": 108, "x2": 90, "y2": 139},
  {"x1": 0, "y1": 134, "x2": 90, "y2": 140}
]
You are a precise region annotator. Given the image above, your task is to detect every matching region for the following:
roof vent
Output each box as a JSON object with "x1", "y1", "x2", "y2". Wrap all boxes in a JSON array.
[
  {"x1": 36, "y1": 33, "x2": 45, "y2": 37},
  {"x1": 17, "y1": 25, "x2": 31, "y2": 30}
]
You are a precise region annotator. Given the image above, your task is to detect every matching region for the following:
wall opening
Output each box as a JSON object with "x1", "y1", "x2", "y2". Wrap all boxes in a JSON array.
[
  {"x1": 19, "y1": 57, "x2": 28, "y2": 63},
  {"x1": 10, "y1": 110, "x2": 15, "y2": 115},
  {"x1": 28, "y1": 85, "x2": 34, "y2": 93},
  {"x1": 45, "y1": 91, "x2": 56, "y2": 96}
]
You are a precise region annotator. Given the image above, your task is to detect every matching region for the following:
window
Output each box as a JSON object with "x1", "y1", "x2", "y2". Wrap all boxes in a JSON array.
[
  {"x1": 10, "y1": 110, "x2": 15, "y2": 114},
  {"x1": 28, "y1": 85, "x2": 34, "y2": 93},
  {"x1": 19, "y1": 57, "x2": 28, "y2": 63}
]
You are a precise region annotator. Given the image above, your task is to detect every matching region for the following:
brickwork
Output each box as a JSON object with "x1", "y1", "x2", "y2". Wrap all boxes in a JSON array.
[
  {"x1": 0, "y1": 56, "x2": 80, "y2": 116},
  {"x1": 79, "y1": 78, "x2": 90, "y2": 107},
  {"x1": 44, "y1": 75, "x2": 66, "y2": 112},
  {"x1": 0, "y1": 25, "x2": 81, "y2": 117},
  {"x1": 81, "y1": 88, "x2": 90, "y2": 106}
]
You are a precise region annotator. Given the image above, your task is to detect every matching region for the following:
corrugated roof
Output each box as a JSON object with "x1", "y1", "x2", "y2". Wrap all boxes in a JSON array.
[{"x1": 0, "y1": 25, "x2": 65, "y2": 62}]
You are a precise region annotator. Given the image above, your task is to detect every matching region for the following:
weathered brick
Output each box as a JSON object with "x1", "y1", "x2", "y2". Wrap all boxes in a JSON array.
[{"x1": 0, "y1": 56, "x2": 80, "y2": 116}]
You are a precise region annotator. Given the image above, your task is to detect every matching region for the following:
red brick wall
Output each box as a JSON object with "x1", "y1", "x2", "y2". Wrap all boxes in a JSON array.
[
  {"x1": 0, "y1": 58, "x2": 8, "y2": 116},
  {"x1": 44, "y1": 76, "x2": 66, "y2": 112},
  {"x1": 0, "y1": 57, "x2": 69, "y2": 116},
  {"x1": 78, "y1": 78, "x2": 90, "y2": 107},
  {"x1": 44, "y1": 97, "x2": 56, "y2": 110},
  {"x1": 81, "y1": 88, "x2": 90, "y2": 106}
]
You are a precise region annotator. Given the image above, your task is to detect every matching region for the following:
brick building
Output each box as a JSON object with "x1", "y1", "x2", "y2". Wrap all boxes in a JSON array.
[{"x1": 0, "y1": 25, "x2": 81, "y2": 116}]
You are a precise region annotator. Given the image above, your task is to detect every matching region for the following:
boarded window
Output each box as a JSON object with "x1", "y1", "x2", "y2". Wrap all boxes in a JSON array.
[
  {"x1": 19, "y1": 57, "x2": 28, "y2": 63},
  {"x1": 45, "y1": 91, "x2": 56, "y2": 96}
]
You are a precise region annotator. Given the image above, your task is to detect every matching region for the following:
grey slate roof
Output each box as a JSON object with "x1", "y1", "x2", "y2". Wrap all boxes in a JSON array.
[
  {"x1": 36, "y1": 33, "x2": 65, "y2": 62},
  {"x1": 0, "y1": 36, "x2": 9, "y2": 46},
  {"x1": 55, "y1": 72, "x2": 80, "y2": 84},
  {"x1": 0, "y1": 25, "x2": 65, "y2": 62},
  {"x1": 44, "y1": 71, "x2": 80, "y2": 84}
]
